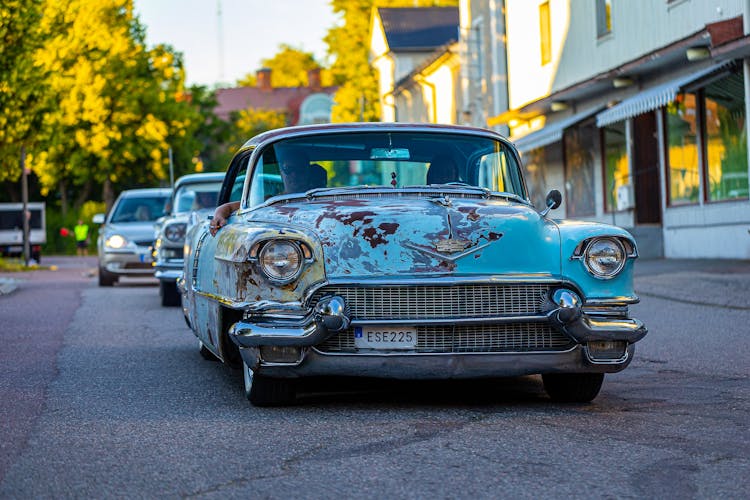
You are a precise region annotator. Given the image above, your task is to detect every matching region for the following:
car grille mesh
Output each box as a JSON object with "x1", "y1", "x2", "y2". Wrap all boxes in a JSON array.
[
  {"x1": 310, "y1": 283, "x2": 552, "y2": 319},
  {"x1": 315, "y1": 323, "x2": 572, "y2": 353}
]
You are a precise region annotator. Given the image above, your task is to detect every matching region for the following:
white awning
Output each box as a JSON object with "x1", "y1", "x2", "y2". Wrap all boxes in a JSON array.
[
  {"x1": 512, "y1": 106, "x2": 603, "y2": 153},
  {"x1": 596, "y1": 62, "x2": 731, "y2": 127}
]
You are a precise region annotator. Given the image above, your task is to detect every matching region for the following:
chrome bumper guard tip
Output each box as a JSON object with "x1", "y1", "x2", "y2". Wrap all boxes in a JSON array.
[{"x1": 229, "y1": 295, "x2": 350, "y2": 348}]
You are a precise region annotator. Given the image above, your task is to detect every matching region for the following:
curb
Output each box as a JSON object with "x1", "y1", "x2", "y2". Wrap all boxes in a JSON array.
[{"x1": 0, "y1": 277, "x2": 19, "y2": 296}]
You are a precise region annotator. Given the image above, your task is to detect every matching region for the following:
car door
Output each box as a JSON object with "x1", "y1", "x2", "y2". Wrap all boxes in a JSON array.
[{"x1": 185, "y1": 149, "x2": 253, "y2": 355}]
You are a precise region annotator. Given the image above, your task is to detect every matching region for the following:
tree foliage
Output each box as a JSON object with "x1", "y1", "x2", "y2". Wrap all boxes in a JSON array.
[
  {"x1": 27, "y1": 0, "x2": 205, "y2": 209},
  {"x1": 325, "y1": 0, "x2": 458, "y2": 123},
  {"x1": 237, "y1": 44, "x2": 333, "y2": 88},
  {"x1": 0, "y1": 0, "x2": 49, "y2": 182}
]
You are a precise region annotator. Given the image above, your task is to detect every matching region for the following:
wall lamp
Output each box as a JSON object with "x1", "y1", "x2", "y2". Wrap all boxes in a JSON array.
[
  {"x1": 550, "y1": 101, "x2": 569, "y2": 112},
  {"x1": 613, "y1": 77, "x2": 634, "y2": 88},
  {"x1": 686, "y1": 47, "x2": 710, "y2": 61}
]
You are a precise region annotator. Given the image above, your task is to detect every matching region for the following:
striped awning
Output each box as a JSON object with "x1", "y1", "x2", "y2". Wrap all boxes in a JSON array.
[
  {"x1": 511, "y1": 106, "x2": 603, "y2": 153},
  {"x1": 596, "y1": 62, "x2": 732, "y2": 127}
]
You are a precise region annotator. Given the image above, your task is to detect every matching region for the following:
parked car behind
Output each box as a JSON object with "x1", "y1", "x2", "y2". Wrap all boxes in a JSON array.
[
  {"x1": 180, "y1": 123, "x2": 647, "y2": 406},
  {"x1": 94, "y1": 188, "x2": 170, "y2": 286},
  {"x1": 153, "y1": 172, "x2": 224, "y2": 306},
  {"x1": 0, "y1": 202, "x2": 45, "y2": 262}
]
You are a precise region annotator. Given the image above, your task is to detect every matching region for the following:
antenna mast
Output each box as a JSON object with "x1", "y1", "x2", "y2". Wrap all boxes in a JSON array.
[{"x1": 217, "y1": 0, "x2": 225, "y2": 83}]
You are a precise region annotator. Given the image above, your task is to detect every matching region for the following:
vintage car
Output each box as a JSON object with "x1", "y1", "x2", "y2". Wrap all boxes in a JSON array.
[
  {"x1": 152, "y1": 172, "x2": 224, "y2": 306},
  {"x1": 94, "y1": 188, "x2": 170, "y2": 286},
  {"x1": 180, "y1": 123, "x2": 647, "y2": 406}
]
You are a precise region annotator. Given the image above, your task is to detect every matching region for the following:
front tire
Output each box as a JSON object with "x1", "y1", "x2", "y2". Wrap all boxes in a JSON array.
[
  {"x1": 542, "y1": 373, "x2": 604, "y2": 403},
  {"x1": 243, "y1": 361, "x2": 296, "y2": 407},
  {"x1": 98, "y1": 266, "x2": 117, "y2": 287},
  {"x1": 159, "y1": 280, "x2": 180, "y2": 307},
  {"x1": 199, "y1": 340, "x2": 219, "y2": 361}
]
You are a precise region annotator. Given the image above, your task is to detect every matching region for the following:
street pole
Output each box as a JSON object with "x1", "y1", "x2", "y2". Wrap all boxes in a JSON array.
[
  {"x1": 20, "y1": 146, "x2": 30, "y2": 266},
  {"x1": 168, "y1": 147, "x2": 175, "y2": 190}
]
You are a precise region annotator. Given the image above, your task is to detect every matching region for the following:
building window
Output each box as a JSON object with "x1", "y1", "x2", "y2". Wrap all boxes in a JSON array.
[
  {"x1": 539, "y1": 2, "x2": 551, "y2": 65},
  {"x1": 704, "y1": 71, "x2": 749, "y2": 201},
  {"x1": 523, "y1": 147, "x2": 550, "y2": 210},
  {"x1": 665, "y1": 92, "x2": 700, "y2": 204},
  {"x1": 602, "y1": 121, "x2": 629, "y2": 211},
  {"x1": 596, "y1": 0, "x2": 612, "y2": 38},
  {"x1": 563, "y1": 121, "x2": 597, "y2": 217}
]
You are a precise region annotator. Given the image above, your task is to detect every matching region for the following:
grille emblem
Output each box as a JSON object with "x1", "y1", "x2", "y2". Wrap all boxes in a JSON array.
[{"x1": 435, "y1": 238, "x2": 471, "y2": 253}]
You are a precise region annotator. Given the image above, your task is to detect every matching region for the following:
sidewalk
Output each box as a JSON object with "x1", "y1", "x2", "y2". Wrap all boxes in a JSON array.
[
  {"x1": 0, "y1": 277, "x2": 18, "y2": 296},
  {"x1": 0, "y1": 256, "x2": 98, "y2": 296},
  {"x1": 634, "y1": 258, "x2": 750, "y2": 309}
]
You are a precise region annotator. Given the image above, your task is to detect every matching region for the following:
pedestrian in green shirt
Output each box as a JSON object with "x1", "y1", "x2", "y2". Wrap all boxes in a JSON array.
[{"x1": 74, "y1": 219, "x2": 89, "y2": 257}]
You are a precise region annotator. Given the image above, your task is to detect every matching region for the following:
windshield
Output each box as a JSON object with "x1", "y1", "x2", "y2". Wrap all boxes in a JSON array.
[
  {"x1": 173, "y1": 181, "x2": 223, "y2": 213},
  {"x1": 110, "y1": 195, "x2": 169, "y2": 223},
  {"x1": 247, "y1": 131, "x2": 526, "y2": 205}
]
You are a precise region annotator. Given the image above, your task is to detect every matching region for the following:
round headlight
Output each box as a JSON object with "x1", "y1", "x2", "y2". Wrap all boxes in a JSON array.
[
  {"x1": 584, "y1": 237, "x2": 626, "y2": 278},
  {"x1": 164, "y1": 222, "x2": 187, "y2": 242},
  {"x1": 105, "y1": 234, "x2": 127, "y2": 249},
  {"x1": 259, "y1": 240, "x2": 302, "y2": 281}
]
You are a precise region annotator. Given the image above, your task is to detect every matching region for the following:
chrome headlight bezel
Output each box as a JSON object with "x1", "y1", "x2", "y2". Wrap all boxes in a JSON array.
[
  {"x1": 582, "y1": 237, "x2": 627, "y2": 279},
  {"x1": 164, "y1": 222, "x2": 187, "y2": 243},
  {"x1": 257, "y1": 239, "x2": 304, "y2": 283}
]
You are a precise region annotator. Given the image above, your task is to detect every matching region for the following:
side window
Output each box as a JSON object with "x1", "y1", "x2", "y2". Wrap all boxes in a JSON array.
[
  {"x1": 229, "y1": 174, "x2": 246, "y2": 203},
  {"x1": 477, "y1": 152, "x2": 507, "y2": 193},
  {"x1": 248, "y1": 150, "x2": 284, "y2": 206}
]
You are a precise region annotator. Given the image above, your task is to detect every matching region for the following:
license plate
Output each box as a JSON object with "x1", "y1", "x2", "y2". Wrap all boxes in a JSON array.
[
  {"x1": 138, "y1": 248, "x2": 153, "y2": 263},
  {"x1": 354, "y1": 326, "x2": 417, "y2": 350}
]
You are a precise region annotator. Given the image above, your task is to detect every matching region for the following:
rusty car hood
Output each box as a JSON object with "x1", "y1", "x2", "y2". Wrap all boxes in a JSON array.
[{"x1": 245, "y1": 195, "x2": 562, "y2": 279}]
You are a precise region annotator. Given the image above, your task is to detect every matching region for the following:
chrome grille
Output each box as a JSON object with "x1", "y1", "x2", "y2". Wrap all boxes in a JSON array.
[
  {"x1": 315, "y1": 323, "x2": 572, "y2": 354},
  {"x1": 310, "y1": 284, "x2": 552, "y2": 320}
]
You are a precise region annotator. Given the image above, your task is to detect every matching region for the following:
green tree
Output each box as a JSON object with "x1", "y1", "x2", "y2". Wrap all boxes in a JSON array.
[
  {"x1": 187, "y1": 84, "x2": 232, "y2": 172},
  {"x1": 28, "y1": 0, "x2": 200, "y2": 210},
  {"x1": 325, "y1": 0, "x2": 457, "y2": 123},
  {"x1": 0, "y1": 0, "x2": 50, "y2": 183},
  {"x1": 237, "y1": 44, "x2": 332, "y2": 88}
]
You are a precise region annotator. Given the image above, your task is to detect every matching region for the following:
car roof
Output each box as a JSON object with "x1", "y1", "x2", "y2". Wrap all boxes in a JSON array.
[
  {"x1": 117, "y1": 188, "x2": 172, "y2": 198},
  {"x1": 174, "y1": 172, "x2": 225, "y2": 188},
  {"x1": 238, "y1": 122, "x2": 511, "y2": 152}
]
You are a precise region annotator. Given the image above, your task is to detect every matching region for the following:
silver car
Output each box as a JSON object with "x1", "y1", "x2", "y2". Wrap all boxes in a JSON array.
[
  {"x1": 94, "y1": 188, "x2": 170, "y2": 286},
  {"x1": 153, "y1": 173, "x2": 224, "y2": 306}
]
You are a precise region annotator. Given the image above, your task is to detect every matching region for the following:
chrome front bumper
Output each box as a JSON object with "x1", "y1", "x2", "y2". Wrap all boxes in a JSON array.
[
  {"x1": 228, "y1": 290, "x2": 647, "y2": 378},
  {"x1": 100, "y1": 248, "x2": 154, "y2": 276},
  {"x1": 240, "y1": 344, "x2": 635, "y2": 379},
  {"x1": 154, "y1": 259, "x2": 183, "y2": 282}
]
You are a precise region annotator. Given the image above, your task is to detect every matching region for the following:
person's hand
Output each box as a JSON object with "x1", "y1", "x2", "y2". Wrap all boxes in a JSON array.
[
  {"x1": 209, "y1": 201, "x2": 239, "y2": 236},
  {"x1": 209, "y1": 214, "x2": 227, "y2": 236}
]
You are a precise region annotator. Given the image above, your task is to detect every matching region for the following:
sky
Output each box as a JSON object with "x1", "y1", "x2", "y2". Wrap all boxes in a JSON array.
[{"x1": 133, "y1": 0, "x2": 339, "y2": 88}]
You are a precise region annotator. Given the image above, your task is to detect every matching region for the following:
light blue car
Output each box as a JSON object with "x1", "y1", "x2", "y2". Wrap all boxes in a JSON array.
[
  {"x1": 181, "y1": 123, "x2": 647, "y2": 406},
  {"x1": 152, "y1": 172, "x2": 224, "y2": 306}
]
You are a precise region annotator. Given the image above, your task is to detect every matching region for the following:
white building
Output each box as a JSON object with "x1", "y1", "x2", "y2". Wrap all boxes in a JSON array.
[{"x1": 490, "y1": 0, "x2": 750, "y2": 259}]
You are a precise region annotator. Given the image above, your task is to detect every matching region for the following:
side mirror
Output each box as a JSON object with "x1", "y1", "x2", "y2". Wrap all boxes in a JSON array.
[
  {"x1": 540, "y1": 189, "x2": 562, "y2": 217},
  {"x1": 92, "y1": 213, "x2": 105, "y2": 224}
]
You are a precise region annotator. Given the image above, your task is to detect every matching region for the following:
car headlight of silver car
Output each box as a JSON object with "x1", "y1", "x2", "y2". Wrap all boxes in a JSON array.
[
  {"x1": 164, "y1": 222, "x2": 187, "y2": 243},
  {"x1": 258, "y1": 240, "x2": 304, "y2": 282},
  {"x1": 105, "y1": 234, "x2": 128, "y2": 249},
  {"x1": 582, "y1": 237, "x2": 626, "y2": 279}
]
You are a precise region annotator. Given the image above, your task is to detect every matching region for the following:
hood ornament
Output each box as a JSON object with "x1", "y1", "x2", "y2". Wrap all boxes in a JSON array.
[{"x1": 404, "y1": 202, "x2": 501, "y2": 262}]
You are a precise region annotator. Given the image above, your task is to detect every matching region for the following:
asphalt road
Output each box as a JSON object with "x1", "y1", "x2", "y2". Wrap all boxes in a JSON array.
[{"x1": 0, "y1": 257, "x2": 748, "y2": 498}]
